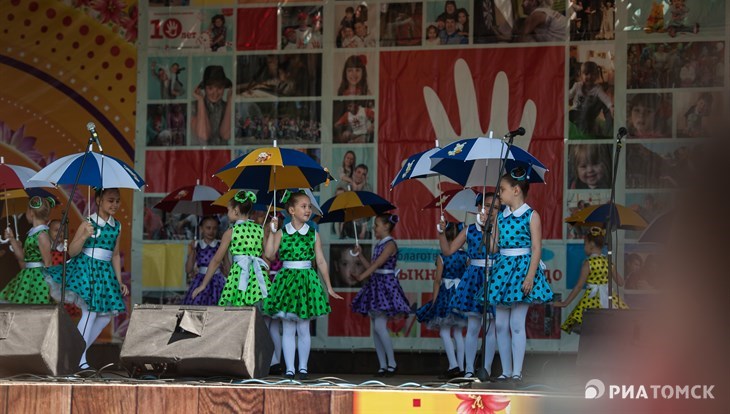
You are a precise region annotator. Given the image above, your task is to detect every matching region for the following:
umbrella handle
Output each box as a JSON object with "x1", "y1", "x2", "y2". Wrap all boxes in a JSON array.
[
  {"x1": 349, "y1": 221, "x2": 360, "y2": 256},
  {"x1": 0, "y1": 228, "x2": 9, "y2": 244}
]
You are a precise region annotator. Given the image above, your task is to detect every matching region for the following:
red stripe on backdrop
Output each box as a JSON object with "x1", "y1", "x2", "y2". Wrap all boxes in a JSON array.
[
  {"x1": 144, "y1": 150, "x2": 231, "y2": 194},
  {"x1": 379, "y1": 47, "x2": 564, "y2": 240}
]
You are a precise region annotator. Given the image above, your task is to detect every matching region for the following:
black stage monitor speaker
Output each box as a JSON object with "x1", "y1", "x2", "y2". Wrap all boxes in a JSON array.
[
  {"x1": 576, "y1": 309, "x2": 650, "y2": 369},
  {"x1": 120, "y1": 305, "x2": 274, "y2": 378},
  {"x1": 0, "y1": 304, "x2": 85, "y2": 376}
]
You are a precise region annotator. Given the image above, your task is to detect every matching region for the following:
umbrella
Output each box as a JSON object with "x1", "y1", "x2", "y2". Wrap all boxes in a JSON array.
[
  {"x1": 213, "y1": 188, "x2": 323, "y2": 216},
  {"x1": 429, "y1": 137, "x2": 548, "y2": 188},
  {"x1": 154, "y1": 181, "x2": 225, "y2": 216},
  {"x1": 0, "y1": 157, "x2": 54, "y2": 189},
  {"x1": 390, "y1": 141, "x2": 441, "y2": 188},
  {"x1": 215, "y1": 144, "x2": 333, "y2": 192},
  {"x1": 639, "y1": 211, "x2": 673, "y2": 243},
  {"x1": 565, "y1": 202, "x2": 648, "y2": 231},
  {"x1": 29, "y1": 151, "x2": 145, "y2": 190},
  {"x1": 319, "y1": 190, "x2": 395, "y2": 249},
  {"x1": 421, "y1": 188, "x2": 479, "y2": 216}
]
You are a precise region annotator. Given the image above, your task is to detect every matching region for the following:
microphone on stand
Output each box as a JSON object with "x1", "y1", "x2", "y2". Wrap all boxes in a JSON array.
[
  {"x1": 87, "y1": 122, "x2": 103, "y2": 152},
  {"x1": 616, "y1": 127, "x2": 628, "y2": 148},
  {"x1": 502, "y1": 127, "x2": 526, "y2": 143}
]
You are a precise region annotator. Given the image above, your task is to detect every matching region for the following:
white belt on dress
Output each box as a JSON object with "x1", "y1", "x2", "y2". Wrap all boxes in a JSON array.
[
  {"x1": 25, "y1": 261, "x2": 43, "y2": 269},
  {"x1": 197, "y1": 266, "x2": 221, "y2": 275},
  {"x1": 470, "y1": 259, "x2": 494, "y2": 267},
  {"x1": 374, "y1": 268, "x2": 401, "y2": 277},
  {"x1": 499, "y1": 248, "x2": 546, "y2": 270},
  {"x1": 587, "y1": 283, "x2": 609, "y2": 309},
  {"x1": 442, "y1": 278, "x2": 460, "y2": 289},
  {"x1": 232, "y1": 255, "x2": 269, "y2": 298},
  {"x1": 82, "y1": 247, "x2": 113, "y2": 262},
  {"x1": 282, "y1": 260, "x2": 312, "y2": 269}
]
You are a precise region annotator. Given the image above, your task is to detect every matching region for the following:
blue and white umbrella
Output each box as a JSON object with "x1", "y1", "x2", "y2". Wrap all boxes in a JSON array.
[
  {"x1": 29, "y1": 151, "x2": 145, "y2": 190},
  {"x1": 390, "y1": 141, "x2": 441, "y2": 188},
  {"x1": 429, "y1": 137, "x2": 548, "y2": 188}
]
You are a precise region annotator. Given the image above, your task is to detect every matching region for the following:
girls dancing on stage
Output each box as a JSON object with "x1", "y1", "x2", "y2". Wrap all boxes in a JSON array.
[
  {"x1": 437, "y1": 193, "x2": 498, "y2": 379},
  {"x1": 486, "y1": 169, "x2": 553, "y2": 383},
  {"x1": 182, "y1": 216, "x2": 229, "y2": 305},
  {"x1": 45, "y1": 188, "x2": 129, "y2": 369},
  {"x1": 350, "y1": 213, "x2": 411, "y2": 377},
  {"x1": 0, "y1": 196, "x2": 55, "y2": 304},
  {"x1": 554, "y1": 226, "x2": 628, "y2": 333},
  {"x1": 263, "y1": 191, "x2": 342, "y2": 379},
  {"x1": 416, "y1": 222, "x2": 468, "y2": 378}
]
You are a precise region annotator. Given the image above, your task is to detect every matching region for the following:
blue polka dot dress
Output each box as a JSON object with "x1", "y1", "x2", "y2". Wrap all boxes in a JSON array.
[
  {"x1": 448, "y1": 224, "x2": 491, "y2": 317},
  {"x1": 45, "y1": 214, "x2": 126, "y2": 314},
  {"x1": 416, "y1": 250, "x2": 468, "y2": 329},
  {"x1": 487, "y1": 204, "x2": 553, "y2": 306}
]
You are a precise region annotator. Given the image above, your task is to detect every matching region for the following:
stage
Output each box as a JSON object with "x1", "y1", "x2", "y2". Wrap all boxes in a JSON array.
[{"x1": 0, "y1": 373, "x2": 586, "y2": 414}]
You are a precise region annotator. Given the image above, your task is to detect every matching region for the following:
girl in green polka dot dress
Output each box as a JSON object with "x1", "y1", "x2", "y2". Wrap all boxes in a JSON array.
[
  {"x1": 192, "y1": 190, "x2": 269, "y2": 307},
  {"x1": 0, "y1": 196, "x2": 54, "y2": 304},
  {"x1": 45, "y1": 188, "x2": 129, "y2": 369},
  {"x1": 554, "y1": 226, "x2": 629, "y2": 334},
  {"x1": 263, "y1": 191, "x2": 343, "y2": 380}
]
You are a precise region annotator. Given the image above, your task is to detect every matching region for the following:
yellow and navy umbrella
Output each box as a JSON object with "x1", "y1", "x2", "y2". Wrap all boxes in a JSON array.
[
  {"x1": 215, "y1": 146, "x2": 333, "y2": 192},
  {"x1": 318, "y1": 191, "x2": 395, "y2": 223},
  {"x1": 565, "y1": 202, "x2": 648, "y2": 231}
]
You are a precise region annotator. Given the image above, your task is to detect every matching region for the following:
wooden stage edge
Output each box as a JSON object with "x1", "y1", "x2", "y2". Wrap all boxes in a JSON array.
[{"x1": 0, "y1": 378, "x2": 581, "y2": 414}]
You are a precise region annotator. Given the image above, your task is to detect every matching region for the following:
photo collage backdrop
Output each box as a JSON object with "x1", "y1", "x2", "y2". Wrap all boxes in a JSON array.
[{"x1": 134, "y1": 0, "x2": 728, "y2": 351}]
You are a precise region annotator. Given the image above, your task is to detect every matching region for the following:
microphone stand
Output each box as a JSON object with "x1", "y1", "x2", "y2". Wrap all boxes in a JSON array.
[
  {"x1": 475, "y1": 132, "x2": 517, "y2": 382},
  {"x1": 605, "y1": 129, "x2": 625, "y2": 308},
  {"x1": 53, "y1": 135, "x2": 97, "y2": 310}
]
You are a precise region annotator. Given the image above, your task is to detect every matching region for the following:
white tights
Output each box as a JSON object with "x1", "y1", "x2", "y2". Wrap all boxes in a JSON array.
[
  {"x1": 77, "y1": 303, "x2": 111, "y2": 367},
  {"x1": 372, "y1": 314, "x2": 396, "y2": 369},
  {"x1": 265, "y1": 317, "x2": 282, "y2": 366},
  {"x1": 495, "y1": 303, "x2": 529, "y2": 377},
  {"x1": 281, "y1": 319, "x2": 311, "y2": 374},
  {"x1": 439, "y1": 325, "x2": 465, "y2": 371}
]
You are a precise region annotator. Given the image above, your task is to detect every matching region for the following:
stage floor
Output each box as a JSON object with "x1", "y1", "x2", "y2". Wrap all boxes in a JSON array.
[{"x1": 0, "y1": 370, "x2": 592, "y2": 414}]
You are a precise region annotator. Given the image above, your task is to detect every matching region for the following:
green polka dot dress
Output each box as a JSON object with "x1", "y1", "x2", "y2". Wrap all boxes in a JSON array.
[
  {"x1": 218, "y1": 219, "x2": 269, "y2": 307},
  {"x1": 263, "y1": 223, "x2": 331, "y2": 320},
  {"x1": 45, "y1": 214, "x2": 126, "y2": 314},
  {"x1": 0, "y1": 225, "x2": 51, "y2": 304},
  {"x1": 561, "y1": 255, "x2": 629, "y2": 334}
]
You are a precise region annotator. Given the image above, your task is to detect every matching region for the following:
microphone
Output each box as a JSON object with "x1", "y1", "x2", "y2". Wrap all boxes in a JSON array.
[
  {"x1": 86, "y1": 122, "x2": 103, "y2": 152},
  {"x1": 505, "y1": 127, "x2": 526, "y2": 138},
  {"x1": 616, "y1": 126, "x2": 628, "y2": 147}
]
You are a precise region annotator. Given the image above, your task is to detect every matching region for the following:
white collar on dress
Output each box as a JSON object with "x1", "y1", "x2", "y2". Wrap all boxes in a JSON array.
[
  {"x1": 285, "y1": 222, "x2": 309, "y2": 235},
  {"x1": 376, "y1": 235, "x2": 394, "y2": 247},
  {"x1": 233, "y1": 219, "x2": 250, "y2": 226},
  {"x1": 27, "y1": 224, "x2": 49, "y2": 237},
  {"x1": 502, "y1": 203, "x2": 530, "y2": 218},
  {"x1": 198, "y1": 239, "x2": 219, "y2": 249},
  {"x1": 89, "y1": 213, "x2": 116, "y2": 227}
]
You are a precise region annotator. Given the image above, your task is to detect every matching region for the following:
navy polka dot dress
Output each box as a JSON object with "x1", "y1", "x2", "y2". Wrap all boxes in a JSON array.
[
  {"x1": 182, "y1": 240, "x2": 226, "y2": 306},
  {"x1": 416, "y1": 250, "x2": 469, "y2": 329},
  {"x1": 45, "y1": 214, "x2": 126, "y2": 314},
  {"x1": 351, "y1": 237, "x2": 411, "y2": 317},
  {"x1": 487, "y1": 204, "x2": 553, "y2": 306},
  {"x1": 448, "y1": 224, "x2": 491, "y2": 316}
]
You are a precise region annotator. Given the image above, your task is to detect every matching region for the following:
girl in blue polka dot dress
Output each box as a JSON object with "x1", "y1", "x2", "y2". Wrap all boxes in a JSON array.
[
  {"x1": 46, "y1": 188, "x2": 129, "y2": 369},
  {"x1": 437, "y1": 193, "x2": 499, "y2": 379},
  {"x1": 486, "y1": 169, "x2": 553, "y2": 383}
]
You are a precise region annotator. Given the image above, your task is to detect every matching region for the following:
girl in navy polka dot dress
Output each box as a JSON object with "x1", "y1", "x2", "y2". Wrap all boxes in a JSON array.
[
  {"x1": 350, "y1": 213, "x2": 411, "y2": 377},
  {"x1": 182, "y1": 216, "x2": 229, "y2": 305},
  {"x1": 437, "y1": 193, "x2": 499, "y2": 379},
  {"x1": 416, "y1": 222, "x2": 468, "y2": 378},
  {"x1": 45, "y1": 188, "x2": 129, "y2": 369},
  {"x1": 486, "y1": 169, "x2": 553, "y2": 383}
]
